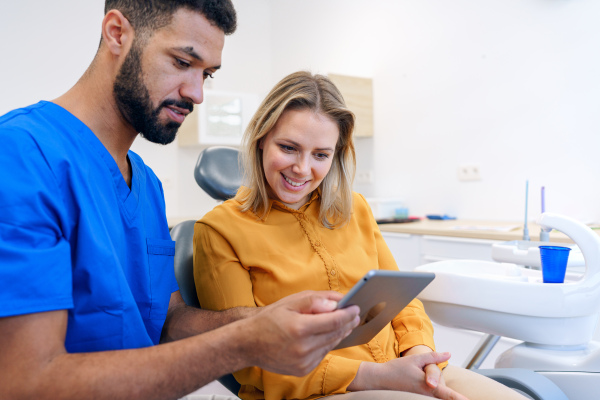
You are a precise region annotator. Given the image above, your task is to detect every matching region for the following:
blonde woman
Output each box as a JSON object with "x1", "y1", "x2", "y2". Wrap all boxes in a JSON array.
[{"x1": 193, "y1": 71, "x2": 526, "y2": 400}]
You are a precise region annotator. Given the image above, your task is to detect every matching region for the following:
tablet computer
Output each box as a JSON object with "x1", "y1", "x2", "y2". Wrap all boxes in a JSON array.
[{"x1": 334, "y1": 269, "x2": 435, "y2": 350}]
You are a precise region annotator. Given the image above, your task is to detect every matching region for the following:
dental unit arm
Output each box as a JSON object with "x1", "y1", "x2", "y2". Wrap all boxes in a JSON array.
[{"x1": 537, "y1": 212, "x2": 600, "y2": 283}]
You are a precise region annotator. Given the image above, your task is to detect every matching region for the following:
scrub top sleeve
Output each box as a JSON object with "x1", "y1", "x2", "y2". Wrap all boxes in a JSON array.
[
  {"x1": 193, "y1": 222, "x2": 256, "y2": 310},
  {"x1": 0, "y1": 130, "x2": 73, "y2": 317}
]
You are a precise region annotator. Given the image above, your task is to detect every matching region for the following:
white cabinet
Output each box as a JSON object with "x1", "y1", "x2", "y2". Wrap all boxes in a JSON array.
[
  {"x1": 381, "y1": 232, "x2": 421, "y2": 271},
  {"x1": 420, "y1": 235, "x2": 499, "y2": 264},
  {"x1": 381, "y1": 232, "x2": 500, "y2": 270}
]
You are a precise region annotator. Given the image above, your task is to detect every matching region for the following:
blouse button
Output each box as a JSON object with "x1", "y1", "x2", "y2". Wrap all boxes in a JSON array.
[{"x1": 330, "y1": 269, "x2": 337, "y2": 276}]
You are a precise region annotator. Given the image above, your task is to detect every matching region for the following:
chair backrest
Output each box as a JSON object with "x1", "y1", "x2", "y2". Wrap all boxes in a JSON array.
[
  {"x1": 170, "y1": 220, "x2": 242, "y2": 396},
  {"x1": 194, "y1": 146, "x2": 242, "y2": 201},
  {"x1": 170, "y1": 220, "x2": 200, "y2": 308}
]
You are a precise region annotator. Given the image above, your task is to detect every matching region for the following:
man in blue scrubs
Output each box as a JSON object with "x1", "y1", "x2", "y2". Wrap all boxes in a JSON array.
[{"x1": 0, "y1": 1, "x2": 360, "y2": 399}]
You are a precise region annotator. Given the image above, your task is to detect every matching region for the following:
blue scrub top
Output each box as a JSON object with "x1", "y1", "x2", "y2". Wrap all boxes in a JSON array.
[{"x1": 0, "y1": 101, "x2": 179, "y2": 351}]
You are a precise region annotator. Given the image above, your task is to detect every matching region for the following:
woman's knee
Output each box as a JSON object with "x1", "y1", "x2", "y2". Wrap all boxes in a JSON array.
[
  {"x1": 327, "y1": 390, "x2": 432, "y2": 400},
  {"x1": 442, "y1": 365, "x2": 529, "y2": 400}
]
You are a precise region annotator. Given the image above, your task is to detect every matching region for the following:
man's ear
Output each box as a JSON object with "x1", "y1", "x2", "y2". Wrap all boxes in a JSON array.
[{"x1": 101, "y1": 10, "x2": 135, "y2": 56}]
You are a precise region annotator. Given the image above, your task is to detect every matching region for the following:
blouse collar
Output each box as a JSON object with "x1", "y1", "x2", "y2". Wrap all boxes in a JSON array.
[{"x1": 235, "y1": 186, "x2": 321, "y2": 220}]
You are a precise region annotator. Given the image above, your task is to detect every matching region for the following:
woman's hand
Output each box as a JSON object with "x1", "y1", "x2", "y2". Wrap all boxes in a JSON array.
[
  {"x1": 403, "y1": 345, "x2": 468, "y2": 400},
  {"x1": 403, "y1": 345, "x2": 444, "y2": 388},
  {"x1": 348, "y1": 350, "x2": 469, "y2": 400}
]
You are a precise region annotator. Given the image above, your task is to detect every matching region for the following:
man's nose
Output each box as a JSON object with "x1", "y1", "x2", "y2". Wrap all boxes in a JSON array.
[{"x1": 180, "y1": 74, "x2": 204, "y2": 105}]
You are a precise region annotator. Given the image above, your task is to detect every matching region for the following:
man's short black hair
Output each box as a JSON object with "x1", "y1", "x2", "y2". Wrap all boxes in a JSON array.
[{"x1": 104, "y1": 0, "x2": 237, "y2": 36}]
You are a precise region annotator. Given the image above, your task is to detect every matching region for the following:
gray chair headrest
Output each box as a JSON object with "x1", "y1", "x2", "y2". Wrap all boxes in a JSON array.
[{"x1": 194, "y1": 146, "x2": 242, "y2": 201}]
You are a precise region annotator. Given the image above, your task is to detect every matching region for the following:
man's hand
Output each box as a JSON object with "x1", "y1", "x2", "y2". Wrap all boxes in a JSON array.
[
  {"x1": 241, "y1": 290, "x2": 360, "y2": 376},
  {"x1": 348, "y1": 351, "x2": 469, "y2": 400}
]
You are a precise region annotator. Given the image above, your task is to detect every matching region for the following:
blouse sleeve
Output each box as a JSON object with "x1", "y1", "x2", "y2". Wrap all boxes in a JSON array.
[
  {"x1": 194, "y1": 221, "x2": 256, "y2": 309},
  {"x1": 235, "y1": 355, "x2": 363, "y2": 399},
  {"x1": 193, "y1": 220, "x2": 365, "y2": 398}
]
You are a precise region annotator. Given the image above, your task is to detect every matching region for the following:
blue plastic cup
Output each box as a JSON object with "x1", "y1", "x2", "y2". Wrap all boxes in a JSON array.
[{"x1": 539, "y1": 246, "x2": 571, "y2": 283}]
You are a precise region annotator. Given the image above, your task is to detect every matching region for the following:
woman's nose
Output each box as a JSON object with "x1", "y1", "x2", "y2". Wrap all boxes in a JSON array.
[{"x1": 292, "y1": 155, "x2": 310, "y2": 176}]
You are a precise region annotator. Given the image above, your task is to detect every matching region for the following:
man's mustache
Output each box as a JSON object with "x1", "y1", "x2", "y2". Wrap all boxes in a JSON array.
[{"x1": 161, "y1": 99, "x2": 194, "y2": 114}]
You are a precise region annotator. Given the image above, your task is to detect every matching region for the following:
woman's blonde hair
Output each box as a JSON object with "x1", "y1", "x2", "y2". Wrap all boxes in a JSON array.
[{"x1": 238, "y1": 71, "x2": 356, "y2": 229}]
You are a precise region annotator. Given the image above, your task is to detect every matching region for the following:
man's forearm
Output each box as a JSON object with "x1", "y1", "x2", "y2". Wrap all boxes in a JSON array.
[
  {"x1": 1, "y1": 310, "x2": 255, "y2": 400},
  {"x1": 161, "y1": 302, "x2": 258, "y2": 343},
  {"x1": 6, "y1": 320, "x2": 250, "y2": 400},
  {"x1": 2, "y1": 291, "x2": 360, "y2": 400}
]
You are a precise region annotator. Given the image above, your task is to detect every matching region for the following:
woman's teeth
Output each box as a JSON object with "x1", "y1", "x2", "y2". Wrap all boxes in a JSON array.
[{"x1": 284, "y1": 175, "x2": 305, "y2": 187}]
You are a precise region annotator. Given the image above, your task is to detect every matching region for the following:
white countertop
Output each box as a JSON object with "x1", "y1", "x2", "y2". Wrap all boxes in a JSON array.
[{"x1": 377, "y1": 219, "x2": 597, "y2": 243}]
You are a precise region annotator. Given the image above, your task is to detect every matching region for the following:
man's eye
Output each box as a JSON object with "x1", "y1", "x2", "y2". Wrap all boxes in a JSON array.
[
  {"x1": 204, "y1": 72, "x2": 214, "y2": 79},
  {"x1": 175, "y1": 58, "x2": 190, "y2": 69}
]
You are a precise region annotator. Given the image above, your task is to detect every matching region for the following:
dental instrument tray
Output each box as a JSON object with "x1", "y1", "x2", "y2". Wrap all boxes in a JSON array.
[{"x1": 491, "y1": 240, "x2": 584, "y2": 269}]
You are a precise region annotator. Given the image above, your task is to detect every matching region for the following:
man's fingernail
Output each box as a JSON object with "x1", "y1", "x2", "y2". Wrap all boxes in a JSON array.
[
  {"x1": 428, "y1": 377, "x2": 438, "y2": 387},
  {"x1": 324, "y1": 299, "x2": 338, "y2": 309}
]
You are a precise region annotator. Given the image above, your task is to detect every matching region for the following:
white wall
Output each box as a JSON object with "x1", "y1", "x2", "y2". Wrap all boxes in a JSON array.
[
  {"x1": 0, "y1": 1, "x2": 103, "y2": 111},
  {"x1": 2, "y1": 0, "x2": 599, "y2": 223},
  {"x1": 268, "y1": 0, "x2": 600, "y2": 223}
]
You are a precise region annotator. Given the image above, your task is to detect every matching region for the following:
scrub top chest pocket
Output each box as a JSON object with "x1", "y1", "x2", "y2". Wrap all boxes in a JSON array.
[{"x1": 146, "y1": 238, "x2": 176, "y2": 320}]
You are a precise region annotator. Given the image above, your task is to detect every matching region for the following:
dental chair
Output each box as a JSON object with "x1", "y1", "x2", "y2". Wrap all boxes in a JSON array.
[
  {"x1": 416, "y1": 212, "x2": 600, "y2": 400},
  {"x1": 171, "y1": 146, "x2": 242, "y2": 398}
]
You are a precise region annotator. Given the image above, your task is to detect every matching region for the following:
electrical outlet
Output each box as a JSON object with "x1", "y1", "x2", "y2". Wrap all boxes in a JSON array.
[
  {"x1": 356, "y1": 171, "x2": 373, "y2": 184},
  {"x1": 457, "y1": 164, "x2": 481, "y2": 182}
]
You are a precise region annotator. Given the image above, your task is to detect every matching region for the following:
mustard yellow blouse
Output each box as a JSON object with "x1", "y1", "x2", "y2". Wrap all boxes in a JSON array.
[{"x1": 194, "y1": 190, "x2": 439, "y2": 400}]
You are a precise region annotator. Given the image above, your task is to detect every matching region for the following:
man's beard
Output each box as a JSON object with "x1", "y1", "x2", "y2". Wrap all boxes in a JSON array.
[{"x1": 113, "y1": 43, "x2": 193, "y2": 145}]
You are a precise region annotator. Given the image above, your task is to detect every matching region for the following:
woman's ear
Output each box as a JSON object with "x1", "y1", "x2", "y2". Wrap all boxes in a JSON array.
[
  {"x1": 258, "y1": 137, "x2": 265, "y2": 150},
  {"x1": 101, "y1": 10, "x2": 135, "y2": 57}
]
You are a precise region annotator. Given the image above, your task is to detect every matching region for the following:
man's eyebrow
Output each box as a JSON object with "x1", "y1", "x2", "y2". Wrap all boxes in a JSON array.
[
  {"x1": 175, "y1": 46, "x2": 202, "y2": 60},
  {"x1": 173, "y1": 46, "x2": 222, "y2": 69}
]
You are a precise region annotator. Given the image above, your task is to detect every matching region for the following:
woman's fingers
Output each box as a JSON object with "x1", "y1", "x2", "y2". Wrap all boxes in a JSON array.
[{"x1": 425, "y1": 363, "x2": 442, "y2": 388}]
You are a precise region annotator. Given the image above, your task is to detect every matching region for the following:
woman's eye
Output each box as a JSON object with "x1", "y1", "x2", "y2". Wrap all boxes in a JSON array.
[
  {"x1": 315, "y1": 153, "x2": 330, "y2": 160},
  {"x1": 279, "y1": 145, "x2": 295, "y2": 152}
]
